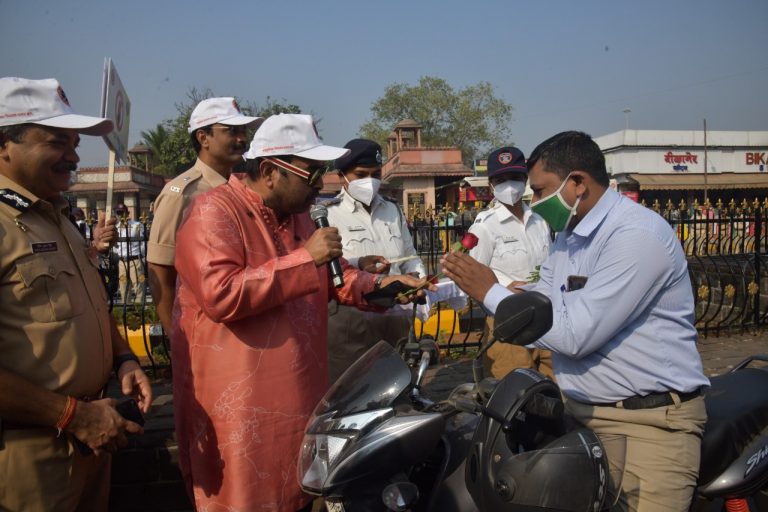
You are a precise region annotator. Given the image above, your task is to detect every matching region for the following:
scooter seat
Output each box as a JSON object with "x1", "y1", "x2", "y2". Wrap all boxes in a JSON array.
[{"x1": 699, "y1": 367, "x2": 768, "y2": 485}]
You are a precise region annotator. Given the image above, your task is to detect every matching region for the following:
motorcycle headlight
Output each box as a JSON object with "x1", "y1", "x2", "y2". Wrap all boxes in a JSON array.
[
  {"x1": 299, "y1": 432, "x2": 354, "y2": 492},
  {"x1": 298, "y1": 408, "x2": 394, "y2": 493}
]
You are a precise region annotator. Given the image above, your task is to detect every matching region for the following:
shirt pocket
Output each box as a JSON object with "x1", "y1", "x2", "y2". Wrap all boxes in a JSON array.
[
  {"x1": 494, "y1": 237, "x2": 527, "y2": 260},
  {"x1": 14, "y1": 253, "x2": 84, "y2": 322},
  {"x1": 343, "y1": 227, "x2": 375, "y2": 250},
  {"x1": 383, "y1": 223, "x2": 405, "y2": 253}
]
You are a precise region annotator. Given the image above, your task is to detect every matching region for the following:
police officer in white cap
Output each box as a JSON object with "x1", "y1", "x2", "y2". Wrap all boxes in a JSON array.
[
  {"x1": 325, "y1": 139, "x2": 426, "y2": 383},
  {"x1": 0, "y1": 76, "x2": 153, "y2": 511},
  {"x1": 147, "y1": 97, "x2": 262, "y2": 335}
]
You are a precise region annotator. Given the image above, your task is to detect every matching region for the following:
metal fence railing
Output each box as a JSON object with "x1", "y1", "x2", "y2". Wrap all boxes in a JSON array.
[
  {"x1": 89, "y1": 198, "x2": 767, "y2": 368},
  {"x1": 650, "y1": 199, "x2": 767, "y2": 337}
]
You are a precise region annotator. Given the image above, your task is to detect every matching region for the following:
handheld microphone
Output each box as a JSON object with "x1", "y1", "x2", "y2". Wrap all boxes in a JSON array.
[{"x1": 309, "y1": 204, "x2": 344, "y2": 288}]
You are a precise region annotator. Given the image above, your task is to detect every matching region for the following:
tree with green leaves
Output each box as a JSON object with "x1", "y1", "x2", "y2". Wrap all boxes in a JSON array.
[
  {"x1": 141, "y1": 88, "x2": 304, "y2": 177},
  {"x1": 138, "y1": 124, "x2": 171, "y2": 174},
  {"x1": 359, "y1": 76, "x2": 513, "y2": 163},
  {"x1": 244, "y1": 95, "x2": 302, "y2": 119}
]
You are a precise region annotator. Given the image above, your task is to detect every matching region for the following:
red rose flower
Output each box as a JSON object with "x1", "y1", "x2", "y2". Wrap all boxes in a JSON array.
[{"x1": 460, "y1": 232, "x2": 479, "y2": 251}]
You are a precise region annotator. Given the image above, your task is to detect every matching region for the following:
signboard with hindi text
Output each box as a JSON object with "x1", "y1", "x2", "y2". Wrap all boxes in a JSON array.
[{"x1": 99, "y1": 58, "x2": 131, "y2": 163}]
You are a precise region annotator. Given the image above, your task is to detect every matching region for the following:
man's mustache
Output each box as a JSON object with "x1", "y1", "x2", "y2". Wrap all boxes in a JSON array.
[{"x1": 54, "y1": 163, "x2": 78, "y2": 173}]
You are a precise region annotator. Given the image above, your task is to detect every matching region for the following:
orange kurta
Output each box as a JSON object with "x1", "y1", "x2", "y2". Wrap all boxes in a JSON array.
[{"x1": 173, "y1": 175, "x2": 376, "y2": 511}]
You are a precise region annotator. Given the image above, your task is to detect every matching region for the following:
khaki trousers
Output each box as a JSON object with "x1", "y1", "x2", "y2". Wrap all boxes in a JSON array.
[
  {"x1": 0, "y1": 428, "x2": 111, "y2": 511},
  {"x1": 483, "y1": 316, "x2": 555, "y2": 380},
  {"x1": 565, "y1": 394, "x2": 706, "y2": 512},
  {"x1": 118, "y1": 257, "x2": 145, "y2": 304},
  {"x1": 327, "y1": 302, "x2": 411, "y2": 383}
]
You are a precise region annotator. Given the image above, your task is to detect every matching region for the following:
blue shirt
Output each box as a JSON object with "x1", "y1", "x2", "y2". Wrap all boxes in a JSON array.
[{"x1": 484, "y1": 188, "x2": 709, "y2": 403}]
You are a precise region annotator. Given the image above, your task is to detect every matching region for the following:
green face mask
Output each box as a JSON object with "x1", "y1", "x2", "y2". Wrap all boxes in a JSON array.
[{"x1": 530, "y1": 173, "x2": 581, "y2": 232}]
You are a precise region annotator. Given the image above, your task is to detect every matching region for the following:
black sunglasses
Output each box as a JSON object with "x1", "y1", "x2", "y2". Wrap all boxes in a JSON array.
[{"x1": 267, "y1": 157, "x2": 328, "y2": 187}]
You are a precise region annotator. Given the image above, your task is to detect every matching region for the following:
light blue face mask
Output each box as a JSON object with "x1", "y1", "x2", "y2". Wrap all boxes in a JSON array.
[{"x1": 530, "y1": 173, "x2": 581, "y2": 232}]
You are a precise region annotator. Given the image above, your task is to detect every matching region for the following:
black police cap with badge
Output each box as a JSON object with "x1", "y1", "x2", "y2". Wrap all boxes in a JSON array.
[
  {"x1": 487, "y1": 146, "x2": 527, "y2": 179},
  {"x1": 334, "y1": 139, "x2": 383, "y2": 173}
]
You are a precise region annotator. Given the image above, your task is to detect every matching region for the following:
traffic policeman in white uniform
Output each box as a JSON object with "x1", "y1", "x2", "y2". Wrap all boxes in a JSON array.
[
  {"x1": 326, "y1": 139, "x2": 426, "y2": 382},
  {"x1": 468, "y1": 146, "x2": 554, "y2": 379}
]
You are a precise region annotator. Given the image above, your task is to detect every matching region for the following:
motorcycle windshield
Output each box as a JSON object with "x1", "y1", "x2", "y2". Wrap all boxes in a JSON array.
[{"x1": 313, "y1": 340, "x2": 412, "y2": 418}]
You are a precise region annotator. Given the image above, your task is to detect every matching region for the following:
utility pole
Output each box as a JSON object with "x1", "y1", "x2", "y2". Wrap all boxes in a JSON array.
[
  {"x1": 623, "y1": 108, "x2": 632, "y2": 130},
  {"x1": 703, "y1": 119, "x2": 708, "y2": 205}
]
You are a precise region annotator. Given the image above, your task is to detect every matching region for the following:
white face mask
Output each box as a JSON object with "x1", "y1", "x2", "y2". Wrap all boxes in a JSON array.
[
  {"x1": 345, "y1": 176, "x2": 381, "y2": 206},
  {"x1": 492, "y1": 180, "x2": 526, "y2": 206}
]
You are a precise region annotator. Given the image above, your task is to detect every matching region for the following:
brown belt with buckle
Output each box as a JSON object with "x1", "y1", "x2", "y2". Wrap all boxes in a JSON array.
[{"x1": 589, "y1": 387, "x2": 703, "y2": 410}]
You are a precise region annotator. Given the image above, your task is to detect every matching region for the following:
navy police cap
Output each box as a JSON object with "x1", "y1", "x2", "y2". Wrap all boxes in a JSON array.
[
  {"x1": 487, "y1": 146, "x2": 527, "y2": 178},
  {"x1": 334, "y1": 139, "x2": 383, "y2": 173}
]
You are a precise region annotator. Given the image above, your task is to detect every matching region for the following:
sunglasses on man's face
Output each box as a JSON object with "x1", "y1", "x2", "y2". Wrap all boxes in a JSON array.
[
  {"x1": 212, "y1": 124, "x2": 250, "y2": 137},
  {"x1": 267, "y1": 157, "x2": 328, "y2": 187}
]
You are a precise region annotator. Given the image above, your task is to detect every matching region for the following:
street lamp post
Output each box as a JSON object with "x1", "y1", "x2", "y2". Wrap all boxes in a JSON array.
[{"x1": 623, "y1": 108, "x2": 632, "y2": 130}]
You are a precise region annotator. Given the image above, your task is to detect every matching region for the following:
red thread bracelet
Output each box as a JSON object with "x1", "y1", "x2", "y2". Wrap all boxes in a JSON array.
[{"x1": 55, "y1": 396, "x2": 77, "y2": 436}]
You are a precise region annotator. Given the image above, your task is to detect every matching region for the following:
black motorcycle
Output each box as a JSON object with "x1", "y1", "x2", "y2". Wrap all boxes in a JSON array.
[{"x1": 298, "y1": 292, "x2": 768, "y2": 511}]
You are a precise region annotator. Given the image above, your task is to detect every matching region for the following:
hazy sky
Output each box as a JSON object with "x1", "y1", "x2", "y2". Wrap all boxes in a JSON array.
[{"x1": 2, "y1": 0, "x2": 767, "y2": 167}]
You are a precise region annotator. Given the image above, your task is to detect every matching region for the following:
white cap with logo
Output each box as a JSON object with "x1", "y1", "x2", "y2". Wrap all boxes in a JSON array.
[
  {"x1": 0, "y1": 77, "x2": 114, "y2": 136},
  {"x1": 187, "y1": 97, "x2": 262, "y2": 133},
  {"x1": 244, "y1": 113, "x2": 350, "y2": 161}
]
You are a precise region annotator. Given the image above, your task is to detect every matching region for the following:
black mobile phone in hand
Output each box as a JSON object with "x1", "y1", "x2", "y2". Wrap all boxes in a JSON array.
[
  {"x1": 74, "y1": 399, "x2": 145, "y2": 456},
  {"x1": 116, "y1": 399, "x2": 145, "y2": 426}
]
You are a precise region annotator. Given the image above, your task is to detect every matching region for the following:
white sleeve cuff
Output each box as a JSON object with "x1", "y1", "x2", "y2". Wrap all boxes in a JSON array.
[{"x1": 482, "y1": 283, "x2": 512, "y2": 315}]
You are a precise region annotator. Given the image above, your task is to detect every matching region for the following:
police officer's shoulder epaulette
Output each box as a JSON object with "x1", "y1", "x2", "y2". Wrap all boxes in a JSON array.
[
  {"x1": 473, "y1": 211, "x2": 489, "y2": 223},
  {"x1": 165, "y1": 168, "x2": 203, "y2": 194},
  {"x1": 320, "y1": 197, "x2": 342, "y2": 207},
  {"x1": 0, "y1": 188, "x2": 32, "y2": 213},
  {"x1": 381, "y1": 196, "x2": 406, "y2": 216}
]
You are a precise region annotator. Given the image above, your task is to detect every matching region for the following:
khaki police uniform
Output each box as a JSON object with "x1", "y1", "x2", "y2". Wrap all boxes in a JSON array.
[
  {"x1": 326, "y1": 190, "x2": 426, "y2": 383},
  {"x1": 468, "y1": 201, "x2": 555, "y2": 380},
  {"x1": 146, "y1": 159, "x2": 228, "y2": 266},
  {"x1": 0, "y1": 175, "x2": 114, "y2": 511}
]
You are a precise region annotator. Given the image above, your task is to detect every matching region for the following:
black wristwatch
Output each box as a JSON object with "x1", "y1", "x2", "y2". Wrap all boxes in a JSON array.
[{"x1": 113, "y1": 353, "x2": 140, "y2": 375}]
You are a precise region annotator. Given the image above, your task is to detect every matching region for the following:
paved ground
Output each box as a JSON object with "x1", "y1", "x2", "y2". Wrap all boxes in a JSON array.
[{"x1": 422, "y1": 331, "x2": 768, "y2": 401}]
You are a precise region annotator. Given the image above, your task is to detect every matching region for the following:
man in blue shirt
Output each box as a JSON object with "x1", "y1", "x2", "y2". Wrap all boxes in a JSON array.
[{"x1": 442, "y1": 131, "x2": 708, "y2": 511}]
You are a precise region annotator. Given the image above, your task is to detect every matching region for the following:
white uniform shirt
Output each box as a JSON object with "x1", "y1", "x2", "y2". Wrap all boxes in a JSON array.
[
  {"x1": 468, "y1": 201, "x2": 551, "y2": 286},
  {"x1": 326, "y1": 189, "x2": 426, "y2": 277},
  {"x1": 113, "y1": 219, "x2": 145, "y2": 260}
]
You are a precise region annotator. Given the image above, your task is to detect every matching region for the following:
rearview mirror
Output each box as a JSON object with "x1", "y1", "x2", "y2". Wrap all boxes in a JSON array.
[{"x1": 493, "y1": 291, "x2": 553, "y2": 345}]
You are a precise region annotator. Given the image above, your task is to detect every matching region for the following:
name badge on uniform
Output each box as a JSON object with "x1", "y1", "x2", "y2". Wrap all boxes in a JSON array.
[
  {"x1": 32, "y1": 241, "x2": 58, "y2": 253},
  {"x1": 347, "y1": 226, "x2": 366, "y2": 232},
  {"x1": 502, "y1": 236, "x2": 519, "y2": 243}
]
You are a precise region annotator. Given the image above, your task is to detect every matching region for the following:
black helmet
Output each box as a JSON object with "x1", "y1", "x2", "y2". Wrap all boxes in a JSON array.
[{"x1": 465, "y1": 369, "x2": 614, "y2": 511}]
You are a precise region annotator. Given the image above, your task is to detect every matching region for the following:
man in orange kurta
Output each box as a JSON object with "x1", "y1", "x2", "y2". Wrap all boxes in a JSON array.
[{"x1": 172, "y1": 114, "x2": 427, "y2": 511}]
